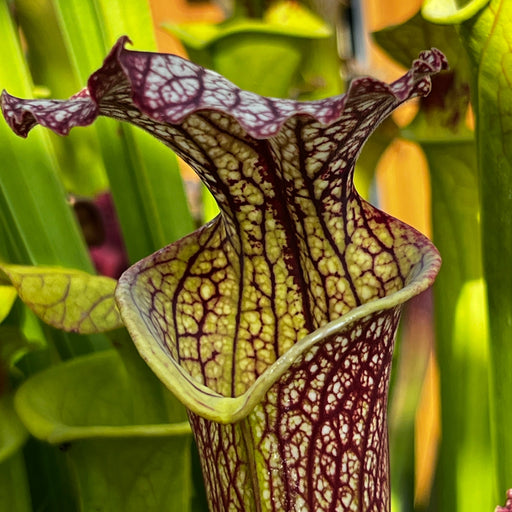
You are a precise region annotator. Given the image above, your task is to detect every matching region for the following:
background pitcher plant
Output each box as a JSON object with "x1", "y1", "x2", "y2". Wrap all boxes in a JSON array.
[{"x1": 1, "y1": 38, "x2": 446, "y2": 511}]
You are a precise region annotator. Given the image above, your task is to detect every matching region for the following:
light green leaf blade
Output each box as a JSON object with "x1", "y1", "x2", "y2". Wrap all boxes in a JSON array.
[
  {"x1": 457, "y1": 0, "x2": 512, "y2": 496},
  {"x1": 52, "y1": 0, "x2": 106, "y2": 82},
  {"x1": 210, "y1": 34, "x2": 305, "y2": 98},
  {"x1": 14, "y1": 348, "x2": 196, "y2": 511},
  {"x1": 422, "y1": 0, "x2": 491, "y2": 24},
  {"x1": 52, "y1": 0, "x2": 156, "y2": 80},
  {"x1": 95, "y1": 0, "x2": 158, "y2": 49},
  {"x1": 376, "y1": 9, "x2": 494, "y2": 509},
  {"x1": 0, "y1": 285, "x2": 17, "y2": 323},
  {"x1": 1, "y1": 264, "x2": 122, "y2": 333},
  {"x1": 14, "y1": 349, "x2": 190, "y2": 443},
  {"x1": 106, "y1": 328, "x2": 190, "y2": 425},
  {"x1": 1, "y1": 0, "x2": 109, "y2": 364},
  {"x1": 423, "y1": 141, "x2": 493, "y2": 511},
  {"x1": 116, "y1": 124, "x2": 195, "y2": 255},
  {"x1": 451, "y1": 279, "x2": 492, "y2": 510}
]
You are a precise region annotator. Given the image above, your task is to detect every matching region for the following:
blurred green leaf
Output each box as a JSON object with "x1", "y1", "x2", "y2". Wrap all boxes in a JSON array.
[
  {"x1": 0, "y1": 396, "x2": 31, "y2": 512},
  {"x1": 14, "y1": 343, "x2": 197, "y2": 510},
  {"x1": 164, "y1": 1, "x2": 333, "y2": 98},
  {"x1": 165, "y1": 1, "x2": 330, "y2": 49},
  {"x1": 0, "y1": 325, "x2": 40, "y2": 376},
  {"x1": 0, "y1": 395, "x2": 28, "y2": 464},
  {"x1": 22, "y1": 436, "x2": 79, "y2": 511},
  {"x1": 422, "y1": 141, "x2": 493, "y2": 512},
  {"x1": 95, "y1": 0, "x2": 157, "y2": 49},
  {"x1": 451, "y1": 279, "x2": 492, "y2": 510},
  {"x1": 1, "y1": 264, "x2": 122, "y2": 334},
  {"x1": 376, "y1": 9, "x2": 494, "y2": 510},
  {"x1": 106, "y1": 328, "x2": 190, "y2": 425},
  {"x1": 373, "y1": 11, "x2": 470, "y2": 82},
  {"x1": 456, "y1": 0, "x2": 512, "y2": 497},
  {"x1": 15, "y1": 348, "x2": 189, "y2": 443},
  {"x1": 14, "y1": 0, "x2": 108, "y2": 195},
  {"x1": 0, "y1": 1, "x2": 93, "y2": 271},
  {"x1": 0, "y1": 450, "x2": 32, "y2": 512},
  {"x1": 203, "y1": 34, "x2": 305, "y2": 98},
  {"x1": 1, "y1": 0, "x2": 110, "y2": 365},
  {"x1": 0, "y1": 285, "x2": 17, "y2": 324},
  {"x1": 68, "y1": 435, "x2": 193, "y2": 512},
  {"x1": 422, "y1": 0, "x2": 491, "y2": 24},
  {"x1": 355, "y1": 118, "x2": 398, "y2": 200}
]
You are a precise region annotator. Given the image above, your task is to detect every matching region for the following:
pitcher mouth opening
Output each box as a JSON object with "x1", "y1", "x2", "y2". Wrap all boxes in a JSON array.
[{"x1": 116, "y1": 234, "x2": 439, "y2": 424}]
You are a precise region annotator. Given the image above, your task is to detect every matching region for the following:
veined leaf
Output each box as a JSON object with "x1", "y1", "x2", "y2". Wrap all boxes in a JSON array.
[{"x1": 0, "y1": 264, "x2": 122, "y2": 333}]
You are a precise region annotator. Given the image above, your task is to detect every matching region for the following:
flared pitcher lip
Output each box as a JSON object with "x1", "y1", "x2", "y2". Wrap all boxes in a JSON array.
[{"x1": 116, "y1": 234, "x2": 440, "y2": 424}]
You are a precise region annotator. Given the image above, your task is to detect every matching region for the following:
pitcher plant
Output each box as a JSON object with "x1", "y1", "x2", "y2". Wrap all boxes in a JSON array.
[{"x1": 1, "y1": 38, "x2": 446, "y2": 511}]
